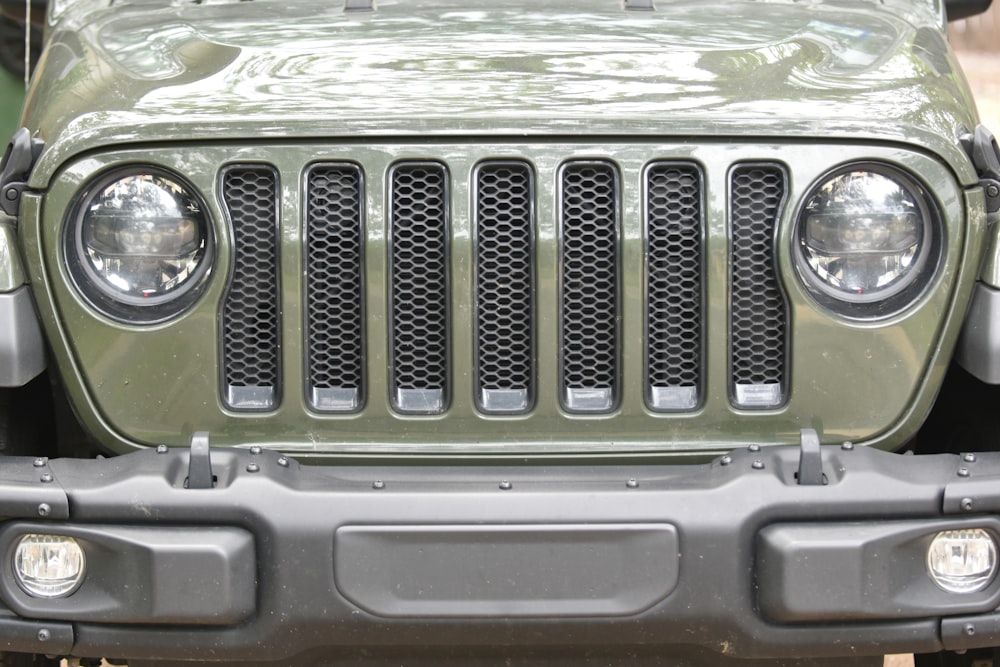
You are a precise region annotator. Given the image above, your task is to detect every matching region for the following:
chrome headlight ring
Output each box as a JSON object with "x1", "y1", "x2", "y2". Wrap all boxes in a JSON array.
[
  {"x1": 64, "y1": 167, "x2": 215, "y2": 324},
  {"x1": 793, "y1": 163, "x2": 941, "y2": 319}
]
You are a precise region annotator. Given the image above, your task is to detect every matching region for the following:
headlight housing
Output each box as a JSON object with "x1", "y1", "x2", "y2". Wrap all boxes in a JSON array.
[
  {"x1": 65, "y1": 168, "x2": 213, "y2": 323},
  {"x1": 794, "y1": 164, "x2": 939, "y2": 318}
]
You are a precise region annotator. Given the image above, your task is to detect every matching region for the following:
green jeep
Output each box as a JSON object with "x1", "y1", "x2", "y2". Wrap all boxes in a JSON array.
[{"x1": 1, "y1": 0, "x2": 1000, "y2": 665}]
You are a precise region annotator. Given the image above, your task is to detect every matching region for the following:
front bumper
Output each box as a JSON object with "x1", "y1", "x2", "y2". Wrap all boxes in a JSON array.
[{"x1": 1, "y1": 441, "x2": 999, "y2": 663}]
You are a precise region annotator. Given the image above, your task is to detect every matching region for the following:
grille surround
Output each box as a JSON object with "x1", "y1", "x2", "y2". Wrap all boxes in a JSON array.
[
  {"x1": 729, "y1": 163, "x2": 789, "y2": 409},
  {"x1": 558, "y1": 161, "x2": 621, "y2": 414},
  {"x1": 387, "y1": 162, "x2": 451, "y2": 414},
  {"x1": 220, "y1": 165, "x2": 281, "y2": 411},
  {"x1": 473, "y1": 161, "x2": 536, "y2": 414},
  {"x1": 305, "y1": 163, "x2": 365, "y2": 412}
]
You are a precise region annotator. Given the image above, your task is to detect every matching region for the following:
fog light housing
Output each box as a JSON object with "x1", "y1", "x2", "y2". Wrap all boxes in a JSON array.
[
  {"x1": 927, "y1": 528, "x2": 997, "y2": 593},
  {"x1": 13, "y1": 534, "x2": 86, "y2": 598}
]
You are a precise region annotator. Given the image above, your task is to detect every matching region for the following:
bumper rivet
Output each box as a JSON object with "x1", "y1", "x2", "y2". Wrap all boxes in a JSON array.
[
  {"x1": 37, "y1": 629, "x2": 50, "y2": 642},
  {"x1": 250, "y1": 446, "x2": 262, "y2": 455},
  {"x1": 720, "y1": 455, "x2": 733, "y2": 466},
  {"x1": 37, "y1": 503, "x2": 50, "y2": 517},
  {"x1": 156, "y1": 445, "x2": 168, "y2": 454},
  {"x1": 965, "y1": 623, "x2": 977, "y2": 637},
  {"x1": 959, "y1": 467, "x2": 971, "y2": 478},
  {"x1": 841, "y1": 442, "x2": 854, "y2": 451},
  {"x1": 748, "y1": 444, "x2": 761, "y2": 452},
  {"x1": 372, "y1": 480, "x2": 385, "y2": 490},
  {"x1": 964, "y1": 453, "x2": 977, "y2": 463},
  {"x1": 39, "y1": 473, "x2": 53, "y2": 483},
  {"x1": 962, "y1": 497, "x2": 975, "y2": 512},
  {"x1": 246, "y1": 463, "x2": 260, "y2": 473},
  {"x1": 32, "y1": 458, "x2": 46, "y2": 468},
  {"x1": 626, "y1": 478, "x2": 639, "y2": 488},
  {"x1": 277, "y1": 457, "x2": 289, "y2": 467},
  {"x1": 499, "y1": 480, "x2": 513, "y2": 490},
  {"x1": 752, "y1": 459, "x2": 765, "y2": 470}
]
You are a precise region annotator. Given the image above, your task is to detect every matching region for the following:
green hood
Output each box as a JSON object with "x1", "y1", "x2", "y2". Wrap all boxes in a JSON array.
[{"x1": 24, "y1": 0, "x2": 979, "y2": 184}]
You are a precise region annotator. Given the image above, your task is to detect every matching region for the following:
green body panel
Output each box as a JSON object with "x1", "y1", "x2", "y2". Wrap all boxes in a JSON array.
[
  {"x1": 13, "y1": 0, "x2": 989, "y2": 457},
  {"x1": 23, "y1": 0, "x2": 979, "y2": 185},
  {"x1": 24, "y1": 140, "x2": 983, "y2": 457}
]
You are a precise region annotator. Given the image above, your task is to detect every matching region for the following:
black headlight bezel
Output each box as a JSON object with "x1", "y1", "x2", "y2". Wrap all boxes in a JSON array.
[
  {"x1": 63, "y1": 166, "x2": 215, "y2": 324},
  {"x1": 791, "y1": 162, "x2": 943, "y2": 320}
]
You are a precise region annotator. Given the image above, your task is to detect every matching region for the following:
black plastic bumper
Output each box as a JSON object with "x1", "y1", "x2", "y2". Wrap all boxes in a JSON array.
[{"x1": 0, "y1": 441, "x2": 999, "y2": 663}]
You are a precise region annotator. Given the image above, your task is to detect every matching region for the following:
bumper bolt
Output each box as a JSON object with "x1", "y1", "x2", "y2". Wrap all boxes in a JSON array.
[
  {"x1": 499, "y1": 480, "x2": 513, "y2": 490},
  {"x1": 626, "y1": 478, "x2": 639, "y2": 488},
  {"x1": 372, "y1": 480, "x2": 385, "y2": 490},
  {"x1": 37, "y1": 503, "x2": 50, "y2": 517},
  {"x1": 965, "y1": 623, "x2": 977, "y2": 637},
  {"x1": 988, "y1": 184, "x2": 1000, "y2": 199},
  {"x1": 962, "y1": 497, "x2": 975, "y2": 512},
  {"x1": 277, "y1": 456, "x2": 289, "y2": 467},
  {"x1": 37, "y1": 629, "x2": 50, "y2": 642},
  {"x1": 250, "y1": 446, "x2": 262, "y2": 455},
  {"x1": 4, "y1": 188, "x2": 17, "y2": 203},
  {"x1": 752, "y1": 459, "x2": 765, "y2": 470},
  {"x1": 40, "y1": 473, "x2": 53, "y2": 483},
  {"x1": 748, "y1": 444, "x2": 761, "y2": 452},
  {"x1": 964, "y1": 453, "x2": 977, "y2": 463},
  {"x1": 156, "y1": 445, "x2": 168, "y2": 454},
  {"x1": 720, "y1": 455, "x2": 733, "y2": 466},
  {"x1": 958, "y1": 467, "x2": 971, "y2": 478},
  {"x1": 32, "y1": 458, "x2": 46, "y2": 468},
  {"x1": 246, "y1": 462, "x2": 260, "y2": 473},
  {"x1": 841, "y1": 442, "x2": 854, "y2": 451}
]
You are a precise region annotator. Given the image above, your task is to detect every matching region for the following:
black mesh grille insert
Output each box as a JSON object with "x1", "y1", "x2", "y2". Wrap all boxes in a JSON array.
[
  {"x1": 389, "y1": 163, "x2": 449, "y2": 414},
  {"x1": 221, "y1": 166, "x2": 280, "y2": 410},
  {"x1": 306, "y1": 164, "x2": 364, "y2": 412},
  {"x1": 475, "y1": 162, "x2": 534, "y2": 413},
  {"x1": 560, "y1": 161, "x2": 619, "y2": 413},
  {"x1": 646, "y1": 163, "x2": 703, "y2": 411},
  {"x1": 730, "y1": 164, "x2": 788, "y2": 408}
]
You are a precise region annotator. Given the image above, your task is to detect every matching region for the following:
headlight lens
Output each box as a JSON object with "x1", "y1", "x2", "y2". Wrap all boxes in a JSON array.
[
  {"x1": 67, "y1": 169, "x2": 213, "y2": 322},
  {"x1": 13, "y1": 534, "x2": 86, "y2": 599},
  {"x1": 795, "y1": 165, "x2": 938, "y2": 316}
]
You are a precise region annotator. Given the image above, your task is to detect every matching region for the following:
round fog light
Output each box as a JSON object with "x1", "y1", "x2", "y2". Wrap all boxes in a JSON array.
[
  {"x1": 927, "y1": 528, "x2": 997, "y2": 594},
  {"x1": 13, "y1": 534, "x2": 86, "y2": 598}
]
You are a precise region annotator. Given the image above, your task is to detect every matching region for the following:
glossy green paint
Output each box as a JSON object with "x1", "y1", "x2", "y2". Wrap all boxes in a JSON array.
[
  {"x1": 23, "y1": 0, "x2": 980, "y2": 186},
  {"x1": 14, "y1": 0, "x2": 990, "y2": 458},
  {"x1": 24, "y1": 140, "x2": 982, "y2": 457}
]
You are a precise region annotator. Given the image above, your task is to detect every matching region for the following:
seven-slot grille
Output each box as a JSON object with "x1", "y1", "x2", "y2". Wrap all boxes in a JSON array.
[{"x1": 220, "y1": 159, "x2": 788, "y2": 414}]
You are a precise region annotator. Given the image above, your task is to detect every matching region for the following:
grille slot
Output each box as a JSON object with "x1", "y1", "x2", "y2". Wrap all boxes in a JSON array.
[
  {"x1": 305, "y1": 164, "x2": 365, "y2": 412},
  {"x1": 221, "y1": 166, "x2": 281, "y2": 410},
  {"x1": 729, "y1": 164, "x2": 788, "y2": 408},
  {"x1": 475, "y1": 162, "x2": 535, "y2": 413},
  {"x1": 645, "y1": 163, "x2": 704, "y2": 411},
  {"x1": 389, "y1": 162, "x2": 450, "y2": 414},
  {"x1": 559, "y1": 161, "x2": 620, "y2": 413}
]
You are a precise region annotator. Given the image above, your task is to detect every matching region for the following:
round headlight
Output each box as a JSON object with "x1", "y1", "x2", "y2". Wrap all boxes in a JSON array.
[
  {"x1": 66, "y1": 168, "x2": 213, "y2": 322},
  {"x1": 795, "y1": 165, "x2": 938, "y2": 317},
  {"x1": 927, "y1": 528, "x2": 998, "y2": 594},
  {"x1": 13, "y1": 534, "x2": 86, "y2": 599}
]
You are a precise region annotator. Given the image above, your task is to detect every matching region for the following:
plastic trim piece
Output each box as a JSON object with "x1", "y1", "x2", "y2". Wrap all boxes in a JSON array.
[{"x1": 0, "y1": 285, "x2": 45, "y2": 387}]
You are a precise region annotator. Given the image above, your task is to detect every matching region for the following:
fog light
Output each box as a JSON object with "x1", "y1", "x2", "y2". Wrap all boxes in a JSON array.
[
  {"x1": 13, "y1": 534, "x2": 86, "y2": 598},
  {"x1": 927, "y1": 529, "x2": 997, "y2": 593}
]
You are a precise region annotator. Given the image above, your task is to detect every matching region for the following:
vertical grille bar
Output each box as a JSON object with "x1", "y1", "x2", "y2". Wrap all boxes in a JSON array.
[
  {"x1": 475, "y1": 162, "x2": 534, "y2": 414},
  {"x1": 221, "y1": 166, "x2": 281, "y2": 411},
  {"x1": 389, "y1": 162, "x2": 449, "y2": 414},
  {"x1": 560, "y1": 161, "x2": 619, "y2": 413},
  {"x1": 306, "y1": 164, "x2": 364, "y2": 412},
  {"x1": 645, "y1": 163, "x2": 703, "y2": 411},
  {"x1": 730, "y1": 164, "x2": 788, "y2": 408}
]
